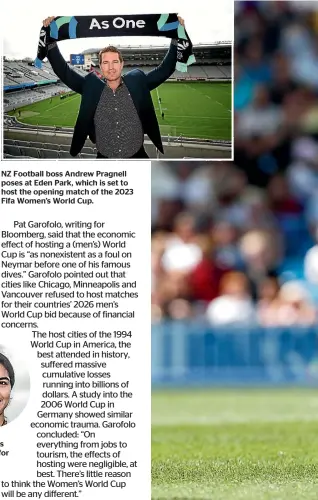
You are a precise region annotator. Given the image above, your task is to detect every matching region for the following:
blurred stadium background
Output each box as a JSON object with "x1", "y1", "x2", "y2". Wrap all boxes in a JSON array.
[
  {"x1": 3, "y1": 43, "x2": 231, "y2": 160},
  {"x1": 152, "y1": 2, "x2": 318, "y2": 498}
]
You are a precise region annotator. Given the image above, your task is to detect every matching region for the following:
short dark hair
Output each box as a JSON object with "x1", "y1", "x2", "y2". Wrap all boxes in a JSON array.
[
  {"x1": 0, "y1": 353, "x2": 15, "y2": 388},
  {"x1": 99, "y1": 46, "x2": 123, "y2": 65}
]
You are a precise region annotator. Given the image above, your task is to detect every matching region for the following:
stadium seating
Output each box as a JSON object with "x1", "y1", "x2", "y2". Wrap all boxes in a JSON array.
[
  {"x1": 81, "y1": 147, "x2": 95, "y2": 154},
  {"x1": 3, "y1": 139, "x2": 96, "y2": 159},
  {"x1": 201, "y1": 66, "x2": 230, "y2": 78},
  {"x1": 39, "y1": 149, "x2": 59, "y2": 159},
  {"x1": 80, "y1": 153, "x2": 95, "y2": 159},
  {"x1": 58, "y1": 151, "x2": 73, "y2": 159},
  {"x1": 4, "y1": 83, "x2": 71, "y2": 112},
  {"x1": 219, "y1": 66, "x2": 231, "y2": 78},
  {"x1": 44, "y1": 143, "x2": 60, "y2": 151},
  {"x1": 59, "y1": 144, "x2": 72, "y2": 152},
  {"x1": 21, "y1": 146, "x2": 41, "y2": 158},
  {"x1": 29, "y1": 141, "x2": 49, "y2": 149},
  {"x1": 4, "y1": 61, "x2": 58, "y2": 85},
  {"x1": 3, "y1": 144, "x2": 22, "y2": 156},
  {"x1": 72, "y1": 67, "x2": 88, "y2": 77},
  {"x1": 122, "y1": 64, "x2": 230, "y2": 80},
  {"x1": 4, "y1": 154, "x2": 33, "y2": 159}
]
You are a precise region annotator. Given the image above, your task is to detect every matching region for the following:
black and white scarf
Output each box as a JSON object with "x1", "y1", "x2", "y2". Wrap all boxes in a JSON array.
[{"x1": 35, "y1": 14, "x2": 196, "y2": 72}]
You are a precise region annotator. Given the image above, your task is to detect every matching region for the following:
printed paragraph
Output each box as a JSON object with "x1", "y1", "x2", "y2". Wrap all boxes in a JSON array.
[{"x1": 1, "y1": 221, "x2": 138, "y2": 329}]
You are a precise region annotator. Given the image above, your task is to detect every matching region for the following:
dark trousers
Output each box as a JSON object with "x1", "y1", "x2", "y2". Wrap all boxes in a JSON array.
[{"x1": 96, "y1": 145, "x2": 149, "y2": 159}]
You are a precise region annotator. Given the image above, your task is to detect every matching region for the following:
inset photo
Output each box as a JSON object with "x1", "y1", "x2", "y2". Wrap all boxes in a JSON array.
[
  {"x1": 0, "y1": 346, "x2": 30, "y2": 427},
  {"x1": 3, "y1": 1, "x2": 232, "y2": 160}
]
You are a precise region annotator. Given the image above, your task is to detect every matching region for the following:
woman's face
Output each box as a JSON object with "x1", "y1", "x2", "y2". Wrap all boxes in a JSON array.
[{"x1": 0, "y1": 364, "x2": 11, "y2": 416}]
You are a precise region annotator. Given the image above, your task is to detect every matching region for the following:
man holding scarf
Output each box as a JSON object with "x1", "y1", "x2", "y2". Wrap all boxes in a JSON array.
[{"x1": 43, "y1": 15, "x2": 185, "y2": 159}]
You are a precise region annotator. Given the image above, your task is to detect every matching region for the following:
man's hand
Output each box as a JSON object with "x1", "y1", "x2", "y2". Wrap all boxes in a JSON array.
[
  {"x1": 43, "y1": 16, "x2": 55, "y2": 27},
  {"x1": 177, "y1": 16, "x2": 185, "y2": 27}
]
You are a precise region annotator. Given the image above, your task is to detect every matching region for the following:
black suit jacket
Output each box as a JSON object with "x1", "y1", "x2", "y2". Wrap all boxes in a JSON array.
[{"x1": 47, "y1": 43, "x2": 177, "y2": 156}]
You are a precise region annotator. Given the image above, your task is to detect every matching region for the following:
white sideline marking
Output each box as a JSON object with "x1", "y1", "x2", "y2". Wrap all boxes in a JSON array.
[
  {"x1": 183, "y1": 83, "x2": 231, "y2": 113},
  {"x1": 155, "y1": 113, "x2": 230, "y2": 120},
  {"x1": 215, "y1": 100, "x2": 231, "y2": 113}
]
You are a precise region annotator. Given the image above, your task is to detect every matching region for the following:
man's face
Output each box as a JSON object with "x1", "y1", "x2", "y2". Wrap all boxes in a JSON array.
[
  {"x1": 100, "y1": 52, "x2": 124, "y2": 81},
  {"x1": 0, "y1": 364, "x2": 11, "y2": 417}
]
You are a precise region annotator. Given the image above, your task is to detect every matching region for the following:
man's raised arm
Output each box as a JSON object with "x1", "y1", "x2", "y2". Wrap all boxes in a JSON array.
[
  {"x1": 145, "y1": 41, "x2": 178, "y2": 91},
  {"x1": 146, "y1": 15, "x2": 185, "y2": 91},
  {"x1": 43, "y1": 16, "x2": 85, "y2": 95}
]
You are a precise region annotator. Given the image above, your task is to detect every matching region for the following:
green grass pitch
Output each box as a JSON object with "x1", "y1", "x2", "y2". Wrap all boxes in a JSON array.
[
  {"x1": 9, "y1": 82, "x2": 231, "y2": 140},
  {"x1": 152, "y1": 389, "x2": 318, "y2": 499}
]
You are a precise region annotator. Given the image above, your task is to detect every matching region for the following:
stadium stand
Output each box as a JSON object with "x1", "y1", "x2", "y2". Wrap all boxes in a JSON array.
[
  {"x1": 3, "y1": 138, "x2": 95, "y2": 159},
  {"x1": 72, "y1": 66, "x2": 89, "y2": 77},
  {"x1": 3, "y1": 131, "x2": 230, "y2": 159},
  {"x1": 4, "y1": 84, "x2": 72, "y2": 111},
  {"x1": 84, "y1": 44, "x2": 231, "y2": 82}
]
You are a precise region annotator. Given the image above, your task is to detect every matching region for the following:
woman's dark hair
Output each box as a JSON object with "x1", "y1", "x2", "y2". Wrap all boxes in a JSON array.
[{"x1": 0, "y1": 353, "x2": 15, "y2": 388}]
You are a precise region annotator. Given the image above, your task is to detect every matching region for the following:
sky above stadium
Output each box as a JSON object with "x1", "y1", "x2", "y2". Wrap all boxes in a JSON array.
[{"x1": 2, "y1": 0, "x2": 233, "y2": 60}]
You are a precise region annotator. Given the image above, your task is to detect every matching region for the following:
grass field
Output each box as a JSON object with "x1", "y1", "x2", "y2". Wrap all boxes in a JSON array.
[
  {"x1": 8, "y1": 82, "x2": 231, "y2": 140},
  {"x1": 152, "y1": 389, "x2": 318, "y2": 499}
]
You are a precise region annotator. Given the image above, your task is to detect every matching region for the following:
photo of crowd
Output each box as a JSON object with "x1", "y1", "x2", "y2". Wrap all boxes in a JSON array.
[
  {"x1": 152, "y1": 1, "x2": 318, "y2": 328},
  {"x1": 152, "y1": 160, "x2": 317, "y2": 327}
]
